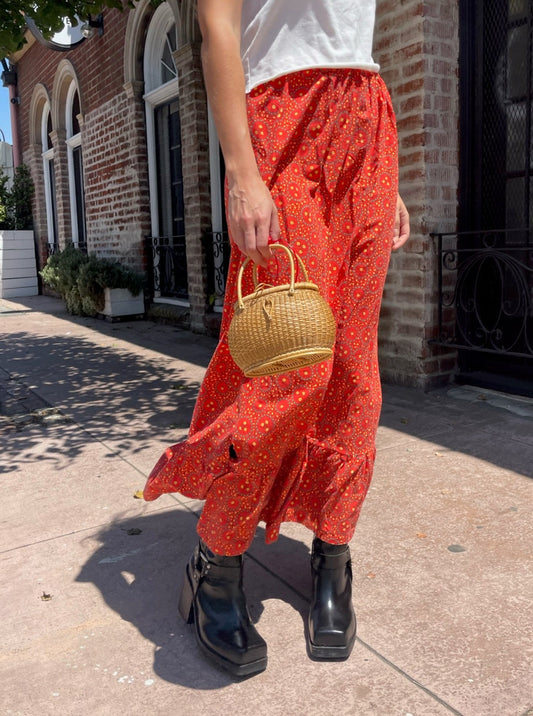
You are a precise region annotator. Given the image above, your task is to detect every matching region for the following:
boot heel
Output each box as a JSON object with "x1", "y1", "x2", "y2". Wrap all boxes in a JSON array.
[{"x1": 178, "y1": 565, "x2": 195, "y2": 624}]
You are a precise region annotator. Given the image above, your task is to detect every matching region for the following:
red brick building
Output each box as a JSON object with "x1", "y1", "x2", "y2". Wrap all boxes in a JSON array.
[{"x1": 7, "y1": 0, "x2": 533, "y2": 395}]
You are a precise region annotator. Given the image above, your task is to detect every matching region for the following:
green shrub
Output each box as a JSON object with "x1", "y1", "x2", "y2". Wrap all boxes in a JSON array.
[
  {"x1": 0, "y1": 173, "x2": 8, "y2": 227},
  {"x1": 65, "y1": 285, "x2": 84, "y2": 316},
  {"x1": 0, "y1": 165, "x2": 34, "y2": 230},
  {"x1": 10, "y1": 165, "x2": 34, "y2": 230},
  {"x1": 40, "y1": 243, "x2": 87, "y2": 295},
  {"x1": 77, "y1": 257, "x2": 108, "y2": 314},
  {"x1": 40, "y1": 244, "x2": 144, "y2": 317}
]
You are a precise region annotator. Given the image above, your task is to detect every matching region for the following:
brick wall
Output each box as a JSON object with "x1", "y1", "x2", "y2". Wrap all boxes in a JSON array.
[
  {"x1": 17, "y1": 8, "x2": 150, "y2": 271},
  {"x1": 22, "y1": 143, "x2": 48, "y2": 269},
  {"x1": 82, "y1": 83, "x2": 150, "y2": 272},
  {"x1": 375, "y1": 0, "x2": 459, "y2": 388},
  {"x1": 48, "y1": 129, "x2": 72, "y2": 244}
]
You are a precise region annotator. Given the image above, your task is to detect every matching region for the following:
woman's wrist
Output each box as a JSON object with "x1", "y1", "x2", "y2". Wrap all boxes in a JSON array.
[{"x1": 225, "y1": 159, "x2": 263, "y2": 186}]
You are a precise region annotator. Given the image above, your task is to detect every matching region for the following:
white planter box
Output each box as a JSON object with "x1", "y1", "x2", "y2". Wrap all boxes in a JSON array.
[
  {"x1": 0, "y1": 230, "x2": 38, "y2": 298},
  {"x1": 102, "y1": 287, "x2": 144, "y2": 318}
]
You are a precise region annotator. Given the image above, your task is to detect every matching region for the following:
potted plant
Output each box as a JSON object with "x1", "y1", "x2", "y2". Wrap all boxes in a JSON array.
[
  {"x1": 78, "y1": 253, "x2": 145, "y2": 318},
  {"x1": 40, "y1": 244, "x2": 145, "y2": 318},
  {"x1": 0, "y1": 164, "x2": 38, "y2": 298}
]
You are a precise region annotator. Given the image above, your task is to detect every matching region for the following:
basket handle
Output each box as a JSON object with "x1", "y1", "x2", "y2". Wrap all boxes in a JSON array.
[{"x1": 236, "y1": 243, "x2": 309, "y2": 310}]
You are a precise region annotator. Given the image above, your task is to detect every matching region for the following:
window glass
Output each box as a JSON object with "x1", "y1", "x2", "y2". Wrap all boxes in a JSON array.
[{"x1": 161, "y1": 27, "x2": 178, "y2": 84}]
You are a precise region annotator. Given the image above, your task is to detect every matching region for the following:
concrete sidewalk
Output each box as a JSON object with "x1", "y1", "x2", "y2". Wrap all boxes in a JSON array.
[{"x1": 1, "y1": 295, "x2": 532, "y2": 716}]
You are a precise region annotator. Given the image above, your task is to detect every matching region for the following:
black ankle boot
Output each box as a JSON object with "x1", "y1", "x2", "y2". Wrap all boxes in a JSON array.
[
  {"x1": 307, "y1": 537, "x2": 356, "y2": 660},
  {"x1": 178, "y1": 540, "x2": 267, "y2": 676}
]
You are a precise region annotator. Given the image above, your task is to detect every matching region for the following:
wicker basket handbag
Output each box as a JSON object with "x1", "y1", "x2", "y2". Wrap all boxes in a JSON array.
[{"x1": 227, "y1": 243, "x2": 336, "y2": 377}]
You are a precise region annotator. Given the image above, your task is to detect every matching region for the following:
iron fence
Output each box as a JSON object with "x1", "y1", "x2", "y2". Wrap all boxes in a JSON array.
[
  {"x1": 47, "y1": 241, "x2": 87, "y2": 256},
  {"x1": 203, "y1": 230, "x2": 230, "y2": 306},
  {"x1": 144, "y1": 232, "x2": 230, "y2": 306},
  {"x1": 431, "y1": 229, "x2": 533, "y2": 359},
  {"x1": 145, "y1": 235, "x2": 189, "y2": 300}
]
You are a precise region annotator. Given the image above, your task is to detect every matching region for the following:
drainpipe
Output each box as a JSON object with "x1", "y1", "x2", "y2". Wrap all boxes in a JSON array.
[{"x1": 1, "y1": 60, "x2": 21, "y2": 167}]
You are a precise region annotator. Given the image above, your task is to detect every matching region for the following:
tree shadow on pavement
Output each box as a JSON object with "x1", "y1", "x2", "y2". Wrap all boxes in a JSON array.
[
  {"x1": 2, "y1": 296, "x2": 217, "y2": 371},
  {"x1": 0, "y1": 330, "x2": 203, "y2": 473},
  {"x1": 2, "y1": 299, "x2": 532, "y2": 480},
  {"x1": 76, "y1": 508, "x2": 311, "y2": 689}
]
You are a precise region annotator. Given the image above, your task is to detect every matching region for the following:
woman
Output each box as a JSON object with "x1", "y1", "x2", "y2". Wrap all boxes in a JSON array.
[{"x1": 144, "y1": 0, "x2": 410, "y2": 676}]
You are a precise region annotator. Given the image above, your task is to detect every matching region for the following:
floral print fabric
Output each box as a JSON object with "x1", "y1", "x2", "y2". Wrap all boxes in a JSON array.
[{"x1": 144, "y1": 69, "x2": 398, "y2": 556}]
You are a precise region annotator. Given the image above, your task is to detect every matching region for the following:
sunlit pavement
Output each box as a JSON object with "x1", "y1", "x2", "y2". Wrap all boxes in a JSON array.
[{"x1": 1, "y1": 295, "x2": 532, "y2": 716}]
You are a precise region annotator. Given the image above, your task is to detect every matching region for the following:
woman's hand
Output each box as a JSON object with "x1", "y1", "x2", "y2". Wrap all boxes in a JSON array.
[
  {"x1": 227, "y1": 172, "x2": 280, "y2": 267},
  {"x1": 392, "y1": 194, "x2": 410, "y2": 250}
]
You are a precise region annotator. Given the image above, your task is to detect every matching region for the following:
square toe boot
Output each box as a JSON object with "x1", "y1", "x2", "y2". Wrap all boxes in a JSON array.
[
  {"x1": 307, "y1": 537, "x2": 356, "y2": 660},
  {"x1": 178, "y1": 540, "x2": 267, "y2": 677}
]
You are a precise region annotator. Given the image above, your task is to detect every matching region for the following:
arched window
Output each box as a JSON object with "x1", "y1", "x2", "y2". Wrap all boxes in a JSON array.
[
  {"x1": 160, "y1": 25, "x2": 178, "y2": 84},
  {"x1": 41, "y1": 101, "x2": 58, "y2": 249},
  {"x1": 66, "y1": 82, "x2": 86, "y2": 247},
  {"x1": 144, "y1": 3, "x2": 188, "y2": 301}
]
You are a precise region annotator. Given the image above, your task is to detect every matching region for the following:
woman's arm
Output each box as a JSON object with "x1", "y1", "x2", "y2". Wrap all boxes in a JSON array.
[{"x1": 198, "y1": 0, "x2": 279, "y2": 266}]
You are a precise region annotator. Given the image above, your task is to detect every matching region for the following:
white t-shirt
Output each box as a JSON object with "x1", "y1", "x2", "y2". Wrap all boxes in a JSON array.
[{"x1": 241, "y1": 0, "x2": 380, "y2": 93}]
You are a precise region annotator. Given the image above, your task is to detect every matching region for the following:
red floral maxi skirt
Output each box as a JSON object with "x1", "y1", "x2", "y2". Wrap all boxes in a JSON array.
[{"x1": 144, "y1": 69, "x2": 399, "y2": 555}]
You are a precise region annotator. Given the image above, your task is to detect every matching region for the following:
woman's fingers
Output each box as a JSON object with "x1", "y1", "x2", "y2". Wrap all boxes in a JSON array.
[{"x1": 392, "y1": 194, "x2": 410, "y2": 250}]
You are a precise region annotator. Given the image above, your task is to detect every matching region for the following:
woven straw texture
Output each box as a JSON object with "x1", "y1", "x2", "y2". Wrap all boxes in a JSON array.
[{"x1": 227, "y1": 245, "x2": 336, "y2": 377}]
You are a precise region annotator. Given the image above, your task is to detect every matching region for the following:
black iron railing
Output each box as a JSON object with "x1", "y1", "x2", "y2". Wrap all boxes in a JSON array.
[
  {"x1": 145, "y1": 232, "x2": 230, "y2": 306},
  {"x1": 145, "y1": 235, "x2": 189, "y2": 300},
  {"x1": 431, "y1": 229, "x2": 533, "y2": 359},
  {"x1": 203, "y1": 230, "x2": 230, "y2": 306},
  {"x1": 47, "y1": 241, "x2": 87, "y2": 256}
]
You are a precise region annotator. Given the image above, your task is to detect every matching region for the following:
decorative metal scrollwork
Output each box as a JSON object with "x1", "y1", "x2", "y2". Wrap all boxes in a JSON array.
[
  {"x1": 145, "y1": 233, "x2": 230, "y2": 306},
  {"x1": 202, "y1": 231, "x2": 230, "y2": 309},
  {"x1": 432, "y1": 230, "x2": 533, "y2": 359},
  {"x1": 145, "y1": 236, "x2": 189, "y2": 300}
]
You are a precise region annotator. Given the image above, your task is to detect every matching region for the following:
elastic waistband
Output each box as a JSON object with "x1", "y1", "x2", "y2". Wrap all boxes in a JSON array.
[{"x1": 249, "y1": 67, "x2": 383, "y2": 98}]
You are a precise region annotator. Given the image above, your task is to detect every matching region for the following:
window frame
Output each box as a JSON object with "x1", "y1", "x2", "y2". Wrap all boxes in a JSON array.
[{"x1": 65, "y1": 81, "x2": 86, "y2": 246}]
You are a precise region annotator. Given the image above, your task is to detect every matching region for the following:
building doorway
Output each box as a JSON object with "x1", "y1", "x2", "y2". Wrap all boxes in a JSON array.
[{"x1": 458, "y1": 0, "x2": 533, "y2": 395}]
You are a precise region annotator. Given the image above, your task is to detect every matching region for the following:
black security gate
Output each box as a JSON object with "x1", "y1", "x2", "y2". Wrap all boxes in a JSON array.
[{"x1": 456, "y1": 0, "x2": 533, "y2": 394}]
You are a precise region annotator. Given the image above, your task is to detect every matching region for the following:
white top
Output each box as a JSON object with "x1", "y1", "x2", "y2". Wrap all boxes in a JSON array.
[{"x1": 241, "y1": 0, "x2": 380, "y2": 93}]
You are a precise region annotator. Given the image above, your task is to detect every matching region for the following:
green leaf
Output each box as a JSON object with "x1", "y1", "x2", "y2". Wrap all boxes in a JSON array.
[{"x1": 0, "y1": 1, "x2": 157, "y2": 56}]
